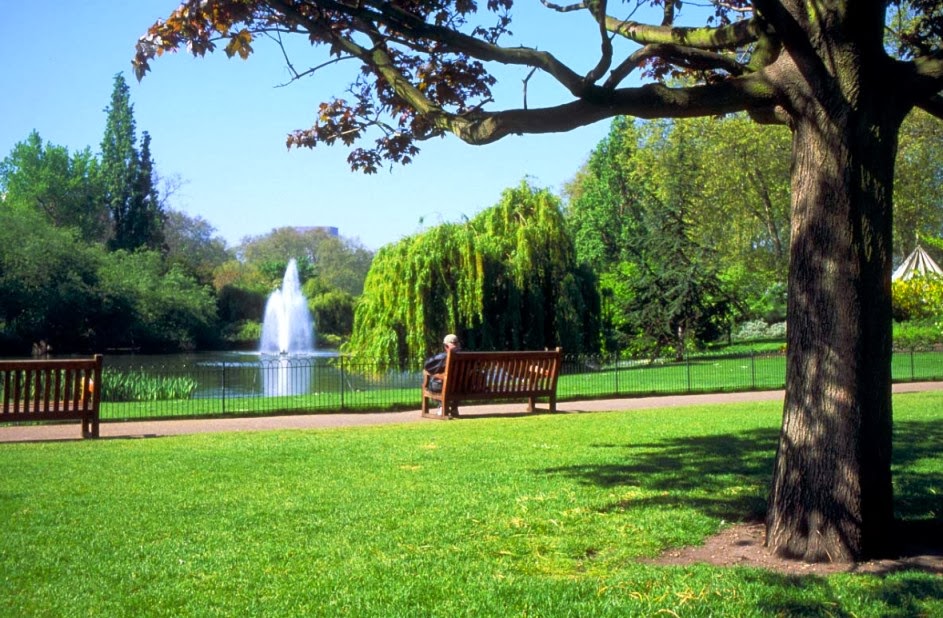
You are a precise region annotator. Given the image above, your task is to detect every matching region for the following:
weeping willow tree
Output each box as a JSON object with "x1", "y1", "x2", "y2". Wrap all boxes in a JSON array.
[{"x1": 345, "y1": 182, "x2": 599, "y2": 368}]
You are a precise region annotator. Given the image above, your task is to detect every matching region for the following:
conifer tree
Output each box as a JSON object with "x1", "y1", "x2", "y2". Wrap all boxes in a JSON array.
[
  {"x1": 100, "y1": 74, "x2": 163, "y2": 251},
  {"x1": 133, "y1": 131, "x2": 165, "y2": 252}
]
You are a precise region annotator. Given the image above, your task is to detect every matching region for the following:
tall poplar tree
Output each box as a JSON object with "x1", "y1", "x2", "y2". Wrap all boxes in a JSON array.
[
  {"x1": 133, "y1": 131, "x2": 165, "y2": 252},
  {"x1": 101, "y1": 73, "x2": 163, "y2": 252}
]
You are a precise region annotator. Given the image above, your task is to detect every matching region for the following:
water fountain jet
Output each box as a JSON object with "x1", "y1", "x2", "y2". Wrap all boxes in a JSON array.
[{"x1": 260, "y1": 259, "x2": 314, "y2": 355}]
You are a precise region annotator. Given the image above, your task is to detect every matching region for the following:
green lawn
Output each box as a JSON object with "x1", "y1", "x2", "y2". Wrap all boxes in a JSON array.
[{"x1": 2, "y1": 392, "x2": 941, "y2": 616}]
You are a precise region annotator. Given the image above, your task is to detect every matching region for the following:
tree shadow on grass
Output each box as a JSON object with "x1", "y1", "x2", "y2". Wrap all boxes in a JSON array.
[
  {"x1": 541, "y1": 417, "x2": 943, "y2": 562},
  {"x1": 744, "y1": 568, "x2": 943, "y2": 617},
  {"x1": 544, "y1": 427, "x2": 780, "y2": 522},
  {"x1": 544, "y1": 416, "x2": 941, "y2": 517},
  {"x1": 892, "y1": 417, "x2": 943, "y2": 520}
]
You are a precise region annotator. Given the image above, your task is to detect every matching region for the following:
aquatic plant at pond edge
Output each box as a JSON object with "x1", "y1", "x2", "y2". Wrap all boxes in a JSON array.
[{"x1": 101, "y1": 368, "x2": 198, "y2": 402}]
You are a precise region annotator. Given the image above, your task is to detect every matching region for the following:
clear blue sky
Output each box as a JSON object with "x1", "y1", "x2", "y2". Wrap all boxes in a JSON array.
[{"x1": 0, "y1": 1, "x2": 651, "y2": 251}]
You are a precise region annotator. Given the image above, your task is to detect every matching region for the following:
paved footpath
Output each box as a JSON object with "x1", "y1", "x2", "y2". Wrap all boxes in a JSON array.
[{"x1": 2, "y1": 381, "x2": 941, "y2": 443}]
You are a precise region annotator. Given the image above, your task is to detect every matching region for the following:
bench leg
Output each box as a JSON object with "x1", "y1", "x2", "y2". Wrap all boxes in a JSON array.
[
  {"x1": 527, "y1": 397, "x2": 536, "y2": 413},
  {"x1": 82, "y1": 415, "x2": 100, "y2": 439},
  {"x1": 422, "y1": 395, "x2": 450, "y2": 419}
]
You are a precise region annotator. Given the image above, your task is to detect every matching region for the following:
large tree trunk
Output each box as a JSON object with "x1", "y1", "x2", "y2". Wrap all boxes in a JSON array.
[{"x1": 765, "y1": 76, "x2": 906, "y2": 560}]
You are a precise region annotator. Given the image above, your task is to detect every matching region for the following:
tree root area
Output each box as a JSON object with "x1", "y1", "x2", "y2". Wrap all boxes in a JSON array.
[{"x1": 647, "y1": 520, "x2": 943, "y2": 575}]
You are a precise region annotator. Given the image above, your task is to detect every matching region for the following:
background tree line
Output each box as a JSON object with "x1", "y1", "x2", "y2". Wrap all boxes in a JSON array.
[
  {"x1": 0, "y1": 74, "x2": 372, "y2": 356},
  {"x1": 3, "y1": 76, "x2": 941, "y2": 359}
]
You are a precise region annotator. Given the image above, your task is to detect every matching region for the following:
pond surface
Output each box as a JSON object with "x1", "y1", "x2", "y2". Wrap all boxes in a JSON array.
[{"x1": 104, "y1": 350, "x2": 343, "y2": 398}]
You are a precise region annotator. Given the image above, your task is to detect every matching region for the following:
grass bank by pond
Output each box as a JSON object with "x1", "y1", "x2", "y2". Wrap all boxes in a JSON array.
[{"x1": 2, "y1": 391, "x2": 941, "y2": 616}]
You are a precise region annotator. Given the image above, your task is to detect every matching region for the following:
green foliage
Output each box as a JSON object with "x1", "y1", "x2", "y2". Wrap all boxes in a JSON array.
[
  {"x1": 101, "y1": 368, "x2": 198, "y2": 401},
  {"x1": 0, "y1": 131, "x2": 109, "y2": 241},
  {"x1": 687, "y1": 115, "x2": 791, "y2": 280},
  {"x1": 163, "y1": 210, "x2": 231, "y2": 286},
  {"x1": 345, "y1": 181, "x2": 599, "y2": 366},
  {"x1": 565, "y1": 113, "x2": 796, "y2": 355},
  {"x1": 238, "y1": 226, "x2": 373, "y2": 296},
  {"x1": 568, "y1": 118, "x2": 740, "y2": 357},
  {"x1": 564, "y1": 117, "x2": 646, "y2": 272},
  {"x1": 894, "y1": 109, "x2": 943, "y2": 262},
  {"x1": 0, "y1": 199, "x2": 219, "y2": 354},
  {"x1": 925, "y1": 235, "x2": 943, "y2": 255},
  {"x1": 893, "y1": 319, "x2": 943, "y2": 349},
  {"x1": 309, "y1": 290, "x2": 355, "y2": 339},
  {"x1": 216, "y1": 283, "x2": 267, "y2": 324},
  {"x1": 0, "y1": 207, "x2": 103, "y2": 353},
  {"x1": 213, "y1": 227, "x2": 373, "y2": 346},
  {"x1": 723, "y1": 269, "x2": 788, "y2": 324},
  {"x1": 96, "y1": 250, "x2": 220, "y2": 351},
  {"x1": 892, "y1": 275, "x2": 943, "y2": 321},
  {"x1": 220, "y1": 319, "x2": 262, "y2": 346}
]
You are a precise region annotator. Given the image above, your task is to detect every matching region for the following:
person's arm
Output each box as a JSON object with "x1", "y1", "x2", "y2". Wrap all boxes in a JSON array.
[{"x1": 424, "y1": 352, "x2": 446, "y2": 374}]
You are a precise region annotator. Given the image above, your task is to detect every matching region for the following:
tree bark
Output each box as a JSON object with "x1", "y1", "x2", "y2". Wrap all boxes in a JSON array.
[{"x1": 765, "y1": 63, "x2": 906, "y2": 560}]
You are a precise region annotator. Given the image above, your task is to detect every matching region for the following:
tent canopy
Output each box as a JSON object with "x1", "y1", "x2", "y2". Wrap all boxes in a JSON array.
[{"x1": 892, "y1": 244, "x2": 943, "y2": 281}]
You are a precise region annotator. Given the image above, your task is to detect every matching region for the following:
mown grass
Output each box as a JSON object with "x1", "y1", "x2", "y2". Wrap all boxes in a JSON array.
[{"x1": 3, "y1": 392, "x2": 941, "y2": 617}]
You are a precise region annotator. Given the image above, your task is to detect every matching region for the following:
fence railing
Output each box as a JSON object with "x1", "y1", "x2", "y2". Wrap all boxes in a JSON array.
[{"x1": 81, "y1": 348, "x2": 943, "y2": 422}]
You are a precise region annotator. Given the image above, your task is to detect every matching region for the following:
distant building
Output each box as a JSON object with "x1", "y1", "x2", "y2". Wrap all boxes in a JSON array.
[{"x1": 295, "y1": 226, "x2": 339, "y2": 237}]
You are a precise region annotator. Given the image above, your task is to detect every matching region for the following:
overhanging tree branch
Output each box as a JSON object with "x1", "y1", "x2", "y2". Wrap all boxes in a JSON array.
[
  {"x1": 605, "y1": 15, "x2": 763, "y2": 50},
  {"x1": 429, "y1": 75, "x2": 777, "y2": 144}
]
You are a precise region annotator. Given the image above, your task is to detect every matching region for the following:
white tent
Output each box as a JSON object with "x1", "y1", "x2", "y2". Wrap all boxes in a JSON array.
[{"x1": 892, "y1": 244, "x2": 943, "y2": 281}]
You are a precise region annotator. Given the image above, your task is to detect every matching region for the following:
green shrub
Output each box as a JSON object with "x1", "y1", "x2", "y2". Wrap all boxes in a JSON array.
[
  {"x1": 224, "y1": 319, "x2": 261, "y2": 343},
  {"x1": 892, "y1": 276, "x2": 943, "y2": 321},
  {"x1": 893, "y1": 319, "x2": 943, "y2": 350}
]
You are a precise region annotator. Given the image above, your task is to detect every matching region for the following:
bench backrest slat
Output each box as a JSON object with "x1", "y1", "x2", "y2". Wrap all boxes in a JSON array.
[
  {"x1": 0, "y1": 356, "x2": 102, "y2": 417},
  {"x1": 441, "y1": 350, "x2": 561, "y2": 398}
]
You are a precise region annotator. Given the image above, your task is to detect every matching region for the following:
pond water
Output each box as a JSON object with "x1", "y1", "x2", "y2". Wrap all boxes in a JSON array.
[{"x1": 104, "y1": 350, "x2": 343, "y2": 398}]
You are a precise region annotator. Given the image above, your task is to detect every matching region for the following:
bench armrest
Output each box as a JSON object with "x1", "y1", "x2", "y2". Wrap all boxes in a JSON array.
[{"x1": 422, "y1": 370, "x2": 440, "y2": 390}]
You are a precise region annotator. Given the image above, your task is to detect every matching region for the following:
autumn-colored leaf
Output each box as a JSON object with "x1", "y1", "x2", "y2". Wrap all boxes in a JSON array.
[{"x1": 224, "y1": 29, "x2": 254, "y2": 59}]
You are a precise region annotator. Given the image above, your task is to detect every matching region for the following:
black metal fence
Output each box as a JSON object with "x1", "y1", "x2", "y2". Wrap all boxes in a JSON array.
[{"x1": 91, "y1": 348, "x2": 943, "y2": 422}]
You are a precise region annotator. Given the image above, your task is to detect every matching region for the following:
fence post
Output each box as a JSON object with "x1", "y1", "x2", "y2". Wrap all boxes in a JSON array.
[
  {"x1": 911, "y1": 347, "x2": 916, "y2": 381},
  {"x1": 686, "y1": 352, "x2": 692, "y2": 393},
  {"x1": 340, "y1": 355, "x2": 346, "y2": 410},
  {"x1": 751, "y1": 350, "x2": 756, "y2": 390},
  {"x1": 612, "y1": 353, "x2": 619, "y2": 396},
  {"x1": 221, "y1": 361, "x2": 226, "y2": 415}
]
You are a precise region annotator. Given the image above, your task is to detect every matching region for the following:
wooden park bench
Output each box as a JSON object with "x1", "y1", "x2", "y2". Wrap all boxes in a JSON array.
[
  {"x1": 0, "y1": 355, "x2": 103, "y2": 438},
  {"x1": 421, "y1": 349, "x2": 562, "y2": 419}
]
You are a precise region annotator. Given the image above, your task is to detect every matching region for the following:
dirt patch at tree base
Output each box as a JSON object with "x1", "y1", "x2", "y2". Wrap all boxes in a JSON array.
[{"x1": 647, "y1": 522, "x2": 943, "y2": 576}]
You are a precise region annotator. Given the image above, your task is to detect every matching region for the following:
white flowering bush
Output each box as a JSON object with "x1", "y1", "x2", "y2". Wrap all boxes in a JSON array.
[{"x1": 733, "y1": 319, "x2": 787, "y2": 342}]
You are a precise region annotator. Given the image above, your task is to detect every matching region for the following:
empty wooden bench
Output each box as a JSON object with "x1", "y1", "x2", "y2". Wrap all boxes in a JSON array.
[
  {"x1": 0, "y1": 355, "x2": 103, "y2": 438},
  {"x1": 421, "y1": 349, "x2": 562, "y2": 419}
]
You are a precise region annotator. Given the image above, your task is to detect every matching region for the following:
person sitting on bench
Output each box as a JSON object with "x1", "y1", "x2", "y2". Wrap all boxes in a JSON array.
[{"x1": 423, "y1": 333, "x2": 460, "y2": 393}]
